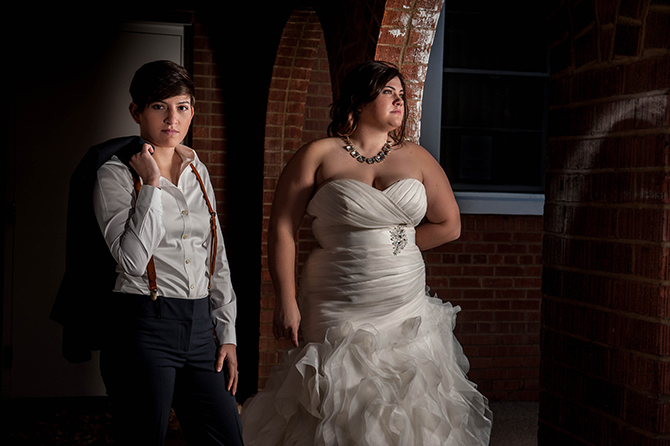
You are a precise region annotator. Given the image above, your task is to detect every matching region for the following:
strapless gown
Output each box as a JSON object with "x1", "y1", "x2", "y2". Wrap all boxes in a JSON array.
[{"x1": 241, "y1": 178, "x2": 492, "y2": 446}]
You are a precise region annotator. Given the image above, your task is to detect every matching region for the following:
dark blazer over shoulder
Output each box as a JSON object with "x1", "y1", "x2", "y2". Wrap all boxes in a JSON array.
[{"x1": 51, "y1": 136, "x2": 145, "y2": 363}]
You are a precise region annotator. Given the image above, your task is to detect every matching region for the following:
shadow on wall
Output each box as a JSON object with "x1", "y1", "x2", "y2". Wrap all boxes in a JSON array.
[
  {"x1": 546, "y1": 97, "x2": 666, "y2": 270},
  {"x1": 541, "y1": 90, "x2": 668, "y2": 442}
]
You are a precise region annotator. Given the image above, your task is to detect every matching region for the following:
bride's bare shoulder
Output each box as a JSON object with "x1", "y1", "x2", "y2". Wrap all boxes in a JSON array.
[
  {"x1": 278, "y1": 137, "x2": 341, "y2": 176},
  {"x1": 302, "y1": 137, "x2": 341, "y2": 153},
  {"x1": 393, "y1": 139, "x2": 429, "y2": 155},
  {"x1": 289, "y1": 137, "x2": 341, "y2": 164}
]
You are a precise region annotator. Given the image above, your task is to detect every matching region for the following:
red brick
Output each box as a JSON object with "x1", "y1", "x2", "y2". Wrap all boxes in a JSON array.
[
  {"x1": 374, "y1": 45, "x2": 403, "y2": 63},
  {"x1": 574, "y1": 28, "x2": 598, "y2": 68},
  {"x1": 495, "y1": 266, "x2": 526, "y2": 277},
  {"x1": 481, "y1": 278, "x2": 515, "y2": 288},
  {"x1": 644, "y1": 10, "x2": 670, "y2": 49}
]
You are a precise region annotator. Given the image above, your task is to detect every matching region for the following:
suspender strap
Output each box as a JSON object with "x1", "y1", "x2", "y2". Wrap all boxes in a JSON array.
[
  {"x1": 131, "y1": 171, "x2": 158, "y2": 300},
  {"x1": 189, "y1": 163, "x2": 218, "y2": 293},
  {"x1": 131, "y1": 162, "x2": 217, "y2": 300}
]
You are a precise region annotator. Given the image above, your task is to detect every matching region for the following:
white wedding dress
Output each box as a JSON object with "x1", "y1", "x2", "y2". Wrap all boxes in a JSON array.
[{"x1": 241, "y1": 178, "x2": 492, "y2": 446}]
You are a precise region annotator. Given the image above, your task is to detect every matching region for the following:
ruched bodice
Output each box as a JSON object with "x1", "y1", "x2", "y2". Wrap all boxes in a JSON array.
[
  {"x1": 307, "y1": 178, "x2": 426, "y2": 249},
  {"x1": 241, "y1": 178, "x2": 492, "y2": 446},
  {"x1": 300, "y1": 178, "x2": 428, "y2": 343}
]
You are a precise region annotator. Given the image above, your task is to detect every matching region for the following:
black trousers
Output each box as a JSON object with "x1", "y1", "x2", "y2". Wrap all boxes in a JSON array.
[{"x1": 100, "y1": 294, "x2": 244, "y2": 445}]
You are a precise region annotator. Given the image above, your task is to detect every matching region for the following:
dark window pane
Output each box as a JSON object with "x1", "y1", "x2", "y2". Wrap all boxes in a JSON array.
[
  {"x1": 442, "y1": 129, "x2": 544, "y2": 192},
  {"x1": 442, "y1": 74, "x2": 547, "y2": 131},
  {"x1": 440, "y1": 0, "x2": 548, "y2": 193},
  {"x1": 444, "y1": 1, "x2": 548, "y2": 73}
]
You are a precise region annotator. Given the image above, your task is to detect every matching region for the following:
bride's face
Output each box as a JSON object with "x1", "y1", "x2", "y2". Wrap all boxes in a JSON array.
[{"x1": 358, "y1": 77, "x2": 405, "y2": 131}]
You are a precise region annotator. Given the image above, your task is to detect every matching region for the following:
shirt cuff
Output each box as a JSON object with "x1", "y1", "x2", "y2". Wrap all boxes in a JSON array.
[{"x1": 215, "y1": 322, "x2": 237, "y2": 346}]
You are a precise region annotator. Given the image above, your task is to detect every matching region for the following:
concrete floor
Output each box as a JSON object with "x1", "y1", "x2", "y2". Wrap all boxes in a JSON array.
[
  {"x1": 2, "y1": 398, "x2": 540, "y2": 445},
  {"x1": 488, "y1": 401, "x2": 540, "y2": 446},
  {"x1": 169, "y1": 401, "x2": 542, "y2": 445}
]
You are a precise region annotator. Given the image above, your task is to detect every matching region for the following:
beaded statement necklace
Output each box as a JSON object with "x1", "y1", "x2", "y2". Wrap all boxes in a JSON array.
[{"x1": 342, "y1": 136, "x2": 392, "y2": 165}]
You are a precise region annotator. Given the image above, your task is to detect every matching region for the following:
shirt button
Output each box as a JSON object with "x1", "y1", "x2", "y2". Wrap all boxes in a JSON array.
[
  {"x1": 183, "y1": 234, "x2": 189, "y2": 240},
  {"x1": 185, "y1": 259, "x2": 191, "y2": 264},
  {"x1": 190, "y1": 284, "x2": 195, "y2": 290},
  {"x1": 182, "y1": 210, "x2": 188, "y2": 215}
]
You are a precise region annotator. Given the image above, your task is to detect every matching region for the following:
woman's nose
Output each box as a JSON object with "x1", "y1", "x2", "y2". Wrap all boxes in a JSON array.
[{"x1": 164, "y1": 109, "x2": 178, "y2": 124}]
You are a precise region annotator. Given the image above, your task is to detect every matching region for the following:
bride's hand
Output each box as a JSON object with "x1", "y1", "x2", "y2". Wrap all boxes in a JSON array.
[{"x1": 273, "y1": 300, "x2": 301, "y2": 348}]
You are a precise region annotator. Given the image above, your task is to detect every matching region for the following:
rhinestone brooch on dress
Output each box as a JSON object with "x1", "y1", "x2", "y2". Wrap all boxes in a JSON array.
[{"x1": 390, "y1": 224, "x2": 408, "y2": 255}]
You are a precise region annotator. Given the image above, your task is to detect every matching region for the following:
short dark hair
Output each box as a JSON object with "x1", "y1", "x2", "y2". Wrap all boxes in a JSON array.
[
  {"x1": 129, "y1": 60, "x2": 195, "y2": 110},
  {"x1": 327, "y1": 60, "x2": 408, "y2": 144}
]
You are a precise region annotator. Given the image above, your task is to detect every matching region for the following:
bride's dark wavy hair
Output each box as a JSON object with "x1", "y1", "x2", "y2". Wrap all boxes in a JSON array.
[{"x1": 327, "y1": 61, "x2": 408, "y2": 144}]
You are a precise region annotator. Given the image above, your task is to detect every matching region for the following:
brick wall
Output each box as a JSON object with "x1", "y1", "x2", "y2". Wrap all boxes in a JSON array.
[
  {"x1": 259, "y1": 8, "x2": 327, "y2": 386},
  {"x1": 540, "y1": 0, "x2": 670, "y2": 444},
  {"x1": 435, "y1": 215, "x2": 543, "y2": 401},
  {"x1": 187, "y1": 8, "x2": 274, "y2": 400},
  {"x1": 301, "y1": 38, "x2": 332, "y2": 146},
  {"x1": 190, "y1": 20, "x2": 229, "y2": 226}
]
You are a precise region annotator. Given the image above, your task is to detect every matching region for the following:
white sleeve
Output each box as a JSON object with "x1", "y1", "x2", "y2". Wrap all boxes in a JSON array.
[{"x1": 93, "y1": 160, "x2": 165, "y2": 277}]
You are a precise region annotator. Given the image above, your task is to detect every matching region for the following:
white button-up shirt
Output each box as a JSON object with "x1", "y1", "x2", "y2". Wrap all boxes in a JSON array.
[{"x1": 93, "y1": 145, "x2": 237, "y2": 345}]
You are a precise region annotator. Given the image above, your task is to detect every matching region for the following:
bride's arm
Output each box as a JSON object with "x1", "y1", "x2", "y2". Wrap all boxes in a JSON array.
[
  {"x1": 269, "y1": 142, "x2": 321, "y2": 348},
  {"x1": 414, "y1": 144, "x2": 461, "y2": 250}
]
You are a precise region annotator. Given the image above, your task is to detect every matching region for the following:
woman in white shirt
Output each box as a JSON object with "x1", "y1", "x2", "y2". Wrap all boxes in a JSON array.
[{"x1": 93, "y1": 60, "x2": 243, "y2": 446}]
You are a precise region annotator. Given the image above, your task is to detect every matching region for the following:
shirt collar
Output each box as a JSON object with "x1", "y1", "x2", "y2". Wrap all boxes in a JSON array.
[{"x1": 175, "y1": 144, "x2": 196, "y2": 174}]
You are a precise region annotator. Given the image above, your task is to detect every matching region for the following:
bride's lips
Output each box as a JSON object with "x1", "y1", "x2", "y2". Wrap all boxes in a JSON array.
[{"x1": 163, "y1": 129, "x2": 180, "y2": 135}]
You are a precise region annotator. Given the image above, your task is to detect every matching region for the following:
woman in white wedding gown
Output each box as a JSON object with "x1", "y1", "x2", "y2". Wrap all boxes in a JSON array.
[{"x1": 241, "y1": 61, "x2": 492, "y2": 445}]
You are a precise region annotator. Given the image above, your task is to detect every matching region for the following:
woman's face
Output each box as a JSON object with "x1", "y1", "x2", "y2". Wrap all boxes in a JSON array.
[
  {"x1": 358, "y1": 76, "x2": 405, "y2": 132},
  {"x1": 129, "y1": 94, "x2": 194, "y2": 149}
]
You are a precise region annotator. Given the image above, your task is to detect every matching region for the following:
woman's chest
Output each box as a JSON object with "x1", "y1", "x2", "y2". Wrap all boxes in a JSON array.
[
  {"x1": 317, "y1": 149, "x2": 422, "y2": 191},
  {"x1": 158, "y1": 181, "x2": 212, "y2": 241}
]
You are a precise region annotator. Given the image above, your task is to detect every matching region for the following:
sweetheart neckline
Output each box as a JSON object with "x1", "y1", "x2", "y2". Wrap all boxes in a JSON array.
[{"x1": 313, "y1": 178, "x2": 423, "y2": 199}]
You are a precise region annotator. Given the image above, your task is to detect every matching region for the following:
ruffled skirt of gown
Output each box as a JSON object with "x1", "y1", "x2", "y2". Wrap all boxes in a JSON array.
[{"x1": 241, "y1": 179, "x2": 492, "y2": 445}]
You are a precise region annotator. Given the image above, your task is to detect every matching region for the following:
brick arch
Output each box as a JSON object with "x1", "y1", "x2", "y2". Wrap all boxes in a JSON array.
[
  {"x1": 314, "y1": 0, "x2": 446, "y2": 142},
  {"x1": 258, "y1": 7, "x2": 332, "y2": 388},
  {"x1": 375, "y1": 0, "x2": 445, "y2": 141},
  {"x1": 263, "y1": 9, "x2": 324, "y2": 174}
]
